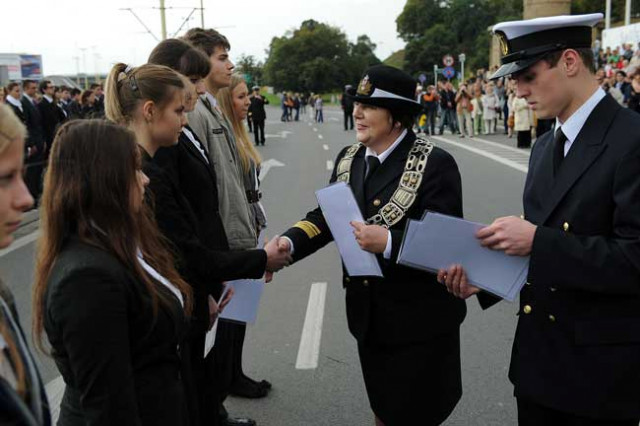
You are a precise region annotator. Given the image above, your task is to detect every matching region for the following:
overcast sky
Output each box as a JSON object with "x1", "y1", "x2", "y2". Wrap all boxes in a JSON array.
[{"x1": 2, "y1": 0, "x2": 406, "y2": 76}]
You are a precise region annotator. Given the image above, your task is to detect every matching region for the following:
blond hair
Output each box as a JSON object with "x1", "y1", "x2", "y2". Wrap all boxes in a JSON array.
[
  {"x1": 0, "y1": 104, "x2": 26, "y2": 154},
  {"x1": 105, "y1": 63, "x2": 184, "y2": 125},
  {"x1": 216, "y1": 74, "x2": 261, "y2": 173}
]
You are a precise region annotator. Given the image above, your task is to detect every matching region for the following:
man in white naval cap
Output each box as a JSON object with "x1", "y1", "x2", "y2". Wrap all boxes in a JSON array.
[{"x1": 440, "y1": 13, "x2": 640, "y2": 425}]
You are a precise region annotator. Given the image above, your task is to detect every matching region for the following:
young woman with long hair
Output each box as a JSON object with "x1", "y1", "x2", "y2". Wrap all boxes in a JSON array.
[
  {"x1": 0, "y1": 104, "x2": 49, "y2": 426},
  {"x1": 216, "y1": 74, "x2": 272, "y2": 397},
  {"x1": 32, "y1": 119, "x2": 192, "y2": 425}
]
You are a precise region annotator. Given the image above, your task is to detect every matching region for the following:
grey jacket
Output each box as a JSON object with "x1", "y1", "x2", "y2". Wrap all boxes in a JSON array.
[{"x1": 188, "y1": 96, "x2": 257, "y2": 250}]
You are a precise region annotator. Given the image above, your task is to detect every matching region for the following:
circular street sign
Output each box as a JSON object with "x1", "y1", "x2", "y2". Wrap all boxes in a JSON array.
[
  {"x1": 418, "y1": 73, "x2": 427, "y2": 83},
  {"x1": 443, "y1": 54, "x2": 455, "y2": 67},
  {"x1": 442, "y1": 66, "x2": 456, "y2": 79}
]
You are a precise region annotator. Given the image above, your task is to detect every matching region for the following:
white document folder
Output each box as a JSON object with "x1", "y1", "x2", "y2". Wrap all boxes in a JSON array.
[
  {"x1": 315, "y1": 182, "x2": 383, "y2": 277},
  {"x1": 398, "y1": 212, "x2": 529, "y2": 301}
]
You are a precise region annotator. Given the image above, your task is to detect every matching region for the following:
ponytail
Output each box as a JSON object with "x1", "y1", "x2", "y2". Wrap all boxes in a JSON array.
[{"x1": 105, "y1": 63, "x2": 185, "y2": 125}]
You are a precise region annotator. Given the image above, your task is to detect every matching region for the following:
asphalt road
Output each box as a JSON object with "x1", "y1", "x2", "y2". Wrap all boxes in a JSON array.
[{"x1": 2, "y1": 105, "x2": 530, "y2": 425}]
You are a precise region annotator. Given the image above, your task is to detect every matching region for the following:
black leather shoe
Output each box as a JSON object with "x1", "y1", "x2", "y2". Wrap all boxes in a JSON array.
[
  {"x1": 221, "y1": 417, "x2": 257, "y2": 426},
  {"x1": 230, "y1": 377, "x2": 269, "y2": 398}
]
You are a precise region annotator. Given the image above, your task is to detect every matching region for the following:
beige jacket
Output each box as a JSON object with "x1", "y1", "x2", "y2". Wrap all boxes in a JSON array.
[{"x1": 188, "y1": 97, "x2": 257, "y2": 250}]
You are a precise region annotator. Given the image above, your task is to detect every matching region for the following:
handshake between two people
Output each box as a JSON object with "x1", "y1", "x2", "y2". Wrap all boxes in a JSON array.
[
  {"x1": 263, "y1": 235, "x2": 294, "y2": 283},
  {"x1": 437, "y1": 216, "x2": 537, "y2": 299}
]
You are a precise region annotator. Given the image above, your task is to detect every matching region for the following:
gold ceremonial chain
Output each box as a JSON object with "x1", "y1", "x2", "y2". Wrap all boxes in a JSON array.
[{"x1": 336, "y1": 138, "x2": 434, "y2": 229}]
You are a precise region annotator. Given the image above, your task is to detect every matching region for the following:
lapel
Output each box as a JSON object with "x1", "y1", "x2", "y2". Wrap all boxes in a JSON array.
[
  {"x1": 208, "y1": 103, "x2": 239, "y2": 163},
  {"x1": 539, "y1": 94, "x2": 620, "y2": 224},
  {"x1": 349, "y1": 147, "x2": 367, "y2": 212},
  {"x1": 181, "y1": 127, "x2": 217, "y2": 184},
  {"x1": 364, "y1": 131, "x2": 415, "y2": 201}
]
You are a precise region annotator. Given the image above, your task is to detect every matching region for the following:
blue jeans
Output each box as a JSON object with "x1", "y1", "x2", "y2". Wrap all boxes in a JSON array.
[{"x1": 439, "y1": 109, "x2": 457, "y2": 134}]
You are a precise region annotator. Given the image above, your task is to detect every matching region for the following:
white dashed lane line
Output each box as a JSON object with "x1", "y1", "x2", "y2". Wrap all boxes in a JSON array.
[{"x1": 295, "y1": 282, "x2": 328, "y2": 370}]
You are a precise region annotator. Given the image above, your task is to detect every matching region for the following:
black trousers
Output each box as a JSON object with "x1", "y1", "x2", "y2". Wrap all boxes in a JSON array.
[
  {"x1": 344, "y1": 109, "x2": 354, "y2": 130},
  {"x1": 517, "y1": 397, "x2": 639, "y2": 426},
  {"x1": 517, "y1": 130, "x2": 531, "y2": 148},
  {"x1": 24, "y1": 154, "x2": 45, "y2": 205},
  {"x1": 247, "y1": 117, "x2": 252, "y2": 133},
  {"x1": 253, "y1": 120, "x2": 265, "y2": 145}
]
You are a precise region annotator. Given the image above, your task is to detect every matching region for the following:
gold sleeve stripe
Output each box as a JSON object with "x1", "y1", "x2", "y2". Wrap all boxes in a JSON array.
[{"x1": 293, "y1": 221, "x2": 322, "y2": 239}]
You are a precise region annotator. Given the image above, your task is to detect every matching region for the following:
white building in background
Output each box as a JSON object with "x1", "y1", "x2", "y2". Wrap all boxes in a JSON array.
[{"x1": 0, "y1": 53, "x2": 43, "y2": 84}]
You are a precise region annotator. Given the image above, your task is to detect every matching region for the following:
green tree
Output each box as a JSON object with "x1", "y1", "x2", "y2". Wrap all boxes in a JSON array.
[
  {"x1": 263, "y1": 20, "x2": 381, "y2": 92},
  {"x1": 235, "y1": 54, "x2": 264, "y2": 86},
  {"x1": 397, "y1": 0, "x2": 522, "y2": 79}
]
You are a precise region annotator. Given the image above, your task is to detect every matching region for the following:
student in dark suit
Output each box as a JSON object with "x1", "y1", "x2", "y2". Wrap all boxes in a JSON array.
[
  {"x1": 0, "y1": 105, "x2": 49, "y2": 426},
  {"x1": 5, "y1": 83, "x2": 26, "y2": 126},
  {"x1": 20, "y1": 80, "x2": 45, "y2": 203},
  {"x1": 249, "y1": 86, "x2": 268, "y2": 146},
  {"x1": 32, "y1": 120, "x2": 193, "y2": 426},
  {"x1": 106, "y1": 55, "x2": 290, "y2": 426},
  {"x1": 36, "y1": 80, "x2": 62, "y2": 158},
  {"x1": 276, "y1": 65, "x2": 488, "y2": 426},
  {"x1": 442, "y1": 13, "x2": 640, "y2": 426}
]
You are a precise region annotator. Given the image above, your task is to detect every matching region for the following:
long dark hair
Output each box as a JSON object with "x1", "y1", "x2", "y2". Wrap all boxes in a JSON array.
[
  {"x1": 32, "y1": 120, "x2": 192, "y2": 351},
  {"x1": 148, "y1": 38, "x2": 211, "y2": 78}
]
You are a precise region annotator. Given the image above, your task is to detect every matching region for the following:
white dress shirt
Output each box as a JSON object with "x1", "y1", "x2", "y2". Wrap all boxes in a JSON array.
[
  {"x1": 182, "y1": 127, "x2": 209, "y2": 163},
  {"x1": 555, "y1": 88, "x2": 605, "y2": 157},
  {"x1": 5, "y1": 95, "x2": 23, "y2": 112}
]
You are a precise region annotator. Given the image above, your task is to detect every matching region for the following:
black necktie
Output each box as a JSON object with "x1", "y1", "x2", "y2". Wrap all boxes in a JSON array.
[
  {"x1": 365, "y1": 156, "x2": 380, "y2": 181},
  {"x1": 553, "y1": 127, "x2": 567, "y2": 176}
]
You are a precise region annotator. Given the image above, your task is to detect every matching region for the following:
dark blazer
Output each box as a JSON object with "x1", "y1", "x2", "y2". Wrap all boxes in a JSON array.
[
  {"x1": 20, "y1": 96, "x2": 44, "y2": 154},
  {"x1": 0, "y1": 282, "x2": 51, "y2": 426},
  {"x1": 283, "y1": 130, "x2": 469, "y2": 345},
  {"x1": 44, "y1": 238, "x2": 187, "y2": 426},
  {"x1": 36, "y1": 98, "x2": 62, "y2": 145},
  {"x1": 7, "y1": 103, "x2": 27, "y2": 125},
  {"x1": 145, "y1": 137, "x2": 266, "y2": 334},
  {"x1": 249, "y1": 95, "x2": 269, "y2": 121},
  {"x1": 514, "y1": 94, "x2": 640, "y2": 420}
]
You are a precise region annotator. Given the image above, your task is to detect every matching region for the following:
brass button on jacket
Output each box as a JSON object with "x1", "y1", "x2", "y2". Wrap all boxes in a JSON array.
[
  {"x1": 345, "y1": 277, "x2": 351, "y2": 283},
  {"x1": 549, "y1": 315, "x2": 556, "y2": 322},
  {"x1": 363, "y1": 279, "x2": 369, "y2": 287},
  {"x1": 563, "y1": 222, "x2": 570, "y2": 232},
  {"x1": 373, "y1": 199, "x2": 381, "y2": 207},
  {"x1": 523, "y1": 305, "x2": 532, "y2": 314}
]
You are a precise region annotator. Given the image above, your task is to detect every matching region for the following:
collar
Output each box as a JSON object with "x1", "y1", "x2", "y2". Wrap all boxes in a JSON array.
[
  {"x1": 365, "y1": 129, "x2": 407, "y2": 164},
  {"x1": 22, "y1": 94, "x2": 34, "y2": 104},
  {"x1": 204, "y1": 92, "x2": 218, "y2": 108},
  {"x1": 555, "y1": 88, "x2": 605, "y2": 143},
  {"x1": 43, "y1": 95, "x2": 53, "y2": 103},
  {"x1": 6, "y1": 96, "x2": 22, "y2": 109}
]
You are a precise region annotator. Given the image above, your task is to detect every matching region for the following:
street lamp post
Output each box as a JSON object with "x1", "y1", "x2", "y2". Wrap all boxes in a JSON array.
[{"x1": 459, "y1": 53, "x2": 466, "y2": 82}]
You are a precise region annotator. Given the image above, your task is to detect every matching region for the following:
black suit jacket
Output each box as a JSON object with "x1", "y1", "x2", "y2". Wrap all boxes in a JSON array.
[
  {"x1": 147, "y1": 133, "x2": 266, "y2": 333},
  {"x1": 249, "y1": 96, "x2": 269, "y2": 121},
  {"x1": 283, "y1": 130, "x2": 469, "y2": 345},
  {"x1": 513, "y1": 94, "x2": 640, "y2": 419},
  {"x1": 37, "y1": 97, "x2": 62, "y2": 145},
  {"x1": 44, "y1": 238, "x2": 187, "y2": 426},
  {"x1": 20, "y1": 96, "x2": 44, "y2": 153}
]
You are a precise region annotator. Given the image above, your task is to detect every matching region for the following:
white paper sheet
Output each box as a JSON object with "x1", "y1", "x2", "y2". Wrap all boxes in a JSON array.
[
  {"x1": 203, "y1": 319, "x2": 218, "y2": 358},
  {"x1": 398, "y1": 212, "x2": 529, "y2": 301},
  {"x1": 315, "y1": 182, "x2": 383, "y2": 277},
  {"x1": 219, "y1": 230, "x2": 267, "y2": 324}
]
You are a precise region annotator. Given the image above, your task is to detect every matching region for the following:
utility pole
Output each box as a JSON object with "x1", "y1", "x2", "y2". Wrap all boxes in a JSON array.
[
  {"x1": 160, "y1": 0, "x2": 167, "y2": 39},
  {"x1": 605, "y1": 0, "x2": 611, "y2": 29},
  {"x1": 625, "y1": 0, "x2": 631, "y2": 26},
  {"x1": 72, "y1": 56, "x2": 80, "y2": 86},
  {"x1": 200, "y1": 0, "x2": 205, "y2": 27},
  {"x1": 80, "y1": 47, "x2": 88, "y2": 89}
]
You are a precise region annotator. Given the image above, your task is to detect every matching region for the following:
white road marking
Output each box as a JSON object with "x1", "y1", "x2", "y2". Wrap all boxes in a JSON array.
[
  {"x1": 322, "y1": 144, "x2": 329, "y2": 151},
  {"x1": 318, "y1": 134, "x2": 324, "y2": 140},
  {"x1": 313, "y1": 128, "x2": 318, "y2": 132},
  {"x1": 296, "y1": 282, "x2": 328, "y2": 370},
  {"x1": 326, "y1": 160, "x2": 334, "y2": 171},
  {"x1": 470, "y1": 135, "x2": 531, "y2": 155},
  {"x1": 431, "y1": 136, "x2": 528, "y2": 174},
  {"x1": 0, "y1": 231, "x2": 39, "y2": 257},
  {"x1": 308, "y1": 122, "x2": 312, "y2": 126},
  {"x1": 259, "y1": 159, "x2": 286, "y2": 180}
]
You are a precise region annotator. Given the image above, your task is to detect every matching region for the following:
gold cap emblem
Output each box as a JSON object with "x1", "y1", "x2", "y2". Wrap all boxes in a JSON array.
[
  {"x1": 357, "y1": 75, "x2": 372, "y2": 96},
  {"x1": 497, "y1": 32, "x2": 509, "y2": 56}
]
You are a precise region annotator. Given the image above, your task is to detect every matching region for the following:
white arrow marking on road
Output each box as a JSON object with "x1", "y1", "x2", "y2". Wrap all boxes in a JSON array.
[
  {"x1": 322, "y1": 144, "x2": 329, "y2": 151},
  {"x1": 259, "y1": 158, "x2": 286, "y2": 180},
  {"x1": 296, "y1": 282, "x2": 328, "y2": 370},
  {"x1": 431, "y1": 136, "x2": 528, "y2": 173},
  {"x1": 281, "y1": 130, "x2": 293, "y2": 137},
  {"x1": 326, "y1": 160, "x2": 334, "y2": 171},
  {"x1": 328, "y1": 117, "x2": 339, "y2": 122},
  {"x1": 318, "y1": 134, "x2": 324, "y2": 140}
]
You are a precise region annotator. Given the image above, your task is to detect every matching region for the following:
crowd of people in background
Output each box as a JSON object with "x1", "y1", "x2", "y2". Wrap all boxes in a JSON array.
[{"x1": 415, "y1": 41, "x2": 640, "y2": 149}]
